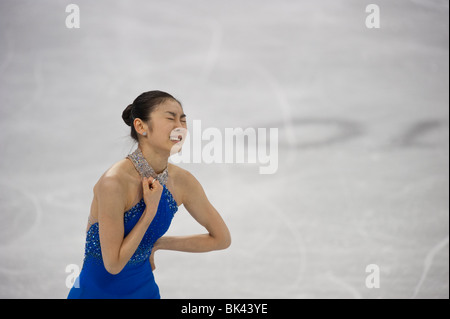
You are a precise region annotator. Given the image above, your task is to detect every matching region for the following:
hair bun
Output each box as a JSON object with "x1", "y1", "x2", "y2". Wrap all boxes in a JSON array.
[{"x1": 122, "y1": 104, "x2": 134, "y2": 126}]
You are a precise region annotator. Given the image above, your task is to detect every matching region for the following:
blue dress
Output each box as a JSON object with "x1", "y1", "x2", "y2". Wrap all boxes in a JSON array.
[{"x1": 68, "y1": 182, "x2": 178, "y2": 299}]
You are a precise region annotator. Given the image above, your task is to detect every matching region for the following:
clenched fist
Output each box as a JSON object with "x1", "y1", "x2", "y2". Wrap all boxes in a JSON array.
[{"x1": 141, "y1": 177, "x2": 163, "y2": 223}]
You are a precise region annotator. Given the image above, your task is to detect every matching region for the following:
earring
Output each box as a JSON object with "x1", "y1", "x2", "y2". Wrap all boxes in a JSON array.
[{"x1": 143, "y1": 132, "x2": 147, "y2": 136}]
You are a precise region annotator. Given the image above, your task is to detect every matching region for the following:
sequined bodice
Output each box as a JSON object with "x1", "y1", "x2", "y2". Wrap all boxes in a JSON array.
[
  {"x1": 84, "y1": 187, "x2": 177, "y2": 266},
  {"x1": 83, "y1": 148, "x2": 178, "y2": 268}
]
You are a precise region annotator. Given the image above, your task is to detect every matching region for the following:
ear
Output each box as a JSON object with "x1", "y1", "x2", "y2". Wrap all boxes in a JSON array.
[{"x1": 133, "y1": 118, "x2": 148, "y2": 136}]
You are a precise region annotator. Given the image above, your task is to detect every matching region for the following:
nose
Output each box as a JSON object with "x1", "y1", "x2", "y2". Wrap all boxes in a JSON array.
[{"x1": 175, "y1": 118, "x2": 186, "y2": 127}]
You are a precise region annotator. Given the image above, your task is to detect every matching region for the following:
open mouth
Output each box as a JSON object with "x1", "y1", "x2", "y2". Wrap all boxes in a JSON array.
[
  {"x1": 169, "y1": 127, "x2": 187, "y2": 143},
  {"x1": 170, "y1": 135, "x2": 183, "y2": 142},
  {"x1": 169, "y1": 127, "x2": 187, "y2": 156}
]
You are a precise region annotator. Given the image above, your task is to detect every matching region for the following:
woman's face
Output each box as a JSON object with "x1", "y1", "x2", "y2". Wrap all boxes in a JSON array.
[{"x1": 144, "y1": 99, "x2": 187, "y2": 154}]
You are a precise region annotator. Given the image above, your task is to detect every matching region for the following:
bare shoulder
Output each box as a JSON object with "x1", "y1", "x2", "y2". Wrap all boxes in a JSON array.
[
  {"x1": 168, "y1": 163, "x2": 190, "y2": 181},
  {"x1": 168, "y1": 163, "x2": 205, "y2": 205},
  {"x1": 93, "y1": 159, "x2": 135, "y2": 201},
  {"x1": 168, "y1": 163, "x2": 201, "y2": 188}
]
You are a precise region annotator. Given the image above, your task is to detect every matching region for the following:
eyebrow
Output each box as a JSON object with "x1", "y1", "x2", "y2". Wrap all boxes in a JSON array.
[{"x1": 165, "y1": 111, "x2": 186, "y2": 118}]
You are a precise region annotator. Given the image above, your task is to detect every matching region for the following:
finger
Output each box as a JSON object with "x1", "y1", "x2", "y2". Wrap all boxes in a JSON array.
[
  {"x1": 142, "y1": 177, "x2": 150, "y2": 193},
  {"x1": 151, "y1": 179, "x2": 160, "y2": 188}
]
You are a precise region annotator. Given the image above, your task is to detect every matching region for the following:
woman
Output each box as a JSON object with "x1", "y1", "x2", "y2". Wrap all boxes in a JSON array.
[{"x1": 68, "y1": 90, "x2": 231, "y2": 299}]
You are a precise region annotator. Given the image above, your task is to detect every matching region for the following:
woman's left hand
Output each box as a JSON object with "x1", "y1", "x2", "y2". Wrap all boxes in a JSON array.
[
  {"x1": 150, "y1": 240, "x2": 161, "y2": 271},
  {"x1": 149, "y1": 249, "x2": 156, "y2": 271}
]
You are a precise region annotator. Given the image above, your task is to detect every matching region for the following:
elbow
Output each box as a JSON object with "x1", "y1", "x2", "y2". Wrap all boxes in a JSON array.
[
  {"x1": 222, "y1": 236, "x2": 232, "y2": 250},
  {"x1": 215, "y1": 231, "x2": 231, "y2": 250}
]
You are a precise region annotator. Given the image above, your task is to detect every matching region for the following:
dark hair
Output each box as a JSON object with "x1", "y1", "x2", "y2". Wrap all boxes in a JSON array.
[{"x1": 122, "y1": 90, "x2": 182, "y2": 142}]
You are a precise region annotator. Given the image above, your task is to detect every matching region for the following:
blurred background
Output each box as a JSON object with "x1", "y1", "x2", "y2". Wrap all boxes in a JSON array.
[{"x1": 0, "y1": 0, "x2": 448, "y2": 298}]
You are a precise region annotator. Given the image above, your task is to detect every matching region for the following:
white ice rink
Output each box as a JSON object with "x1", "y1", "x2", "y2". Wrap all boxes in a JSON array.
[{"x1": 0, "y1": 0, "x2": 448, "y2": 298}]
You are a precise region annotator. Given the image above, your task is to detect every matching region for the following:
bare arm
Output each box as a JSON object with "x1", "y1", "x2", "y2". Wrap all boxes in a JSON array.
[
  {"x1": 153, "y1": 171, "x2": 231, "y2": 253},
  {"x1": 96, "y1": 176, "x2": 161, "y2": 274}
]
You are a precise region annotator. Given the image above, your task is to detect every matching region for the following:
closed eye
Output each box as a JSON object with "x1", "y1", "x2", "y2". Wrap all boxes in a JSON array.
[{"x1": 165, "y1": 111, "x2": 187, "y2": 121}]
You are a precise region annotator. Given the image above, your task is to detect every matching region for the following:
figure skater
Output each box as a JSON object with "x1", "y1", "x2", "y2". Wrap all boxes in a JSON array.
[{"x1": 68, "y1": 90, "x2": 231, "y2": 298}]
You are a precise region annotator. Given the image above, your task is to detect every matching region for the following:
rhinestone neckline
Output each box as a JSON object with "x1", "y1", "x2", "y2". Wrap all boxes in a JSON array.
[{"x1": 126, "y1": 147, "x2": 168, "y2": 186}]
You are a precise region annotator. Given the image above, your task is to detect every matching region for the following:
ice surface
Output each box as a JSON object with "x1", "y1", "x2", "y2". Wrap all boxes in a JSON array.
[{"x1": 0, "y1": 0, "x2": 448, "y2": 298}]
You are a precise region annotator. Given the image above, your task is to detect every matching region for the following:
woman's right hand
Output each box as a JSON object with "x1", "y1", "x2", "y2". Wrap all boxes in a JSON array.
[{"x1": 141, "y1": 177, "x2": 163, "y2": 222}]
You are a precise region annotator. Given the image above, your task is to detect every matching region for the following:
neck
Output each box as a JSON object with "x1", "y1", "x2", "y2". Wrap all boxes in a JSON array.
[{"x1": 138, "y1": 144, "x2": 168, "y2": 174}]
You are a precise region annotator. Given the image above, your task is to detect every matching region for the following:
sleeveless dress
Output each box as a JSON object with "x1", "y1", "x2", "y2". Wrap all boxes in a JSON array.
[{"x1": 67, "y1": 148, "x2": 178, "y2": 299}]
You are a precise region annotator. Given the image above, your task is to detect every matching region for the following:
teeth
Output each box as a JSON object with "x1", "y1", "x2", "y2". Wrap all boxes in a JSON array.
[
  {"x1": 170, "y1": 134, "x2": 183, "y2": 141},
  {"x1": 170, "y1": 128, "x2": 187, "y2": 142}
]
